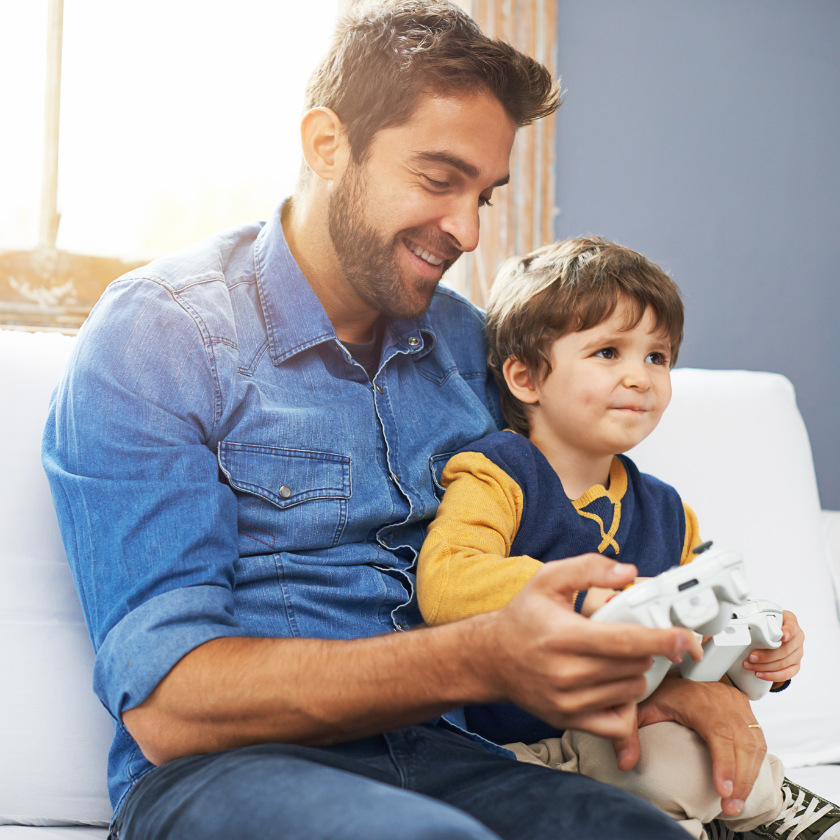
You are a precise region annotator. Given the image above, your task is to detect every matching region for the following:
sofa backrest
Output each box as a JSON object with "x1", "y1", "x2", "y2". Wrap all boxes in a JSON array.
[{"x1": 630, "y1": 368, "x2": 840, "y2": 768}]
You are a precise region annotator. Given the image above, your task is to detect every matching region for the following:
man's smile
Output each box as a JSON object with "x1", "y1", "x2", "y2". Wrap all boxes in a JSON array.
[{"x1": 402, "y1": 235, "x2": 459, "y2": 280}]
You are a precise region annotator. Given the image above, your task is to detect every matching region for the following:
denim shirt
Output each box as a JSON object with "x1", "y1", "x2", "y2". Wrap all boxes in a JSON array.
[{"x1": 42, "y1": 204, "x2": 504, "y2": 812}]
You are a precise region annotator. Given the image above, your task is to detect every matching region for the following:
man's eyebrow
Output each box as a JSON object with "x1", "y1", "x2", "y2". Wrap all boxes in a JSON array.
[{"x1": 411, "y1": 151, "x2": 510, "y2": 187}]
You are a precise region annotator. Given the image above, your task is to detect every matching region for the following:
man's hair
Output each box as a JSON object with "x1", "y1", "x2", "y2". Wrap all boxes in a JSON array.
[
  {"x1": 304, "y1": 0, "x2": 561, "y2": 165},
  {"x1": 486, "y1": 236, "x2": 684, "y2": 435}
]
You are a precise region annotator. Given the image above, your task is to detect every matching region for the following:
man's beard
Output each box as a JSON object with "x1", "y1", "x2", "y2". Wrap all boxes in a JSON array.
[{"x1": 327, "y1": 162, "x2": 459, "y2": 321}]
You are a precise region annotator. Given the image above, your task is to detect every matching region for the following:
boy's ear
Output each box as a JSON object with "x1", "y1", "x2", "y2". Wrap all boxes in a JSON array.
[
  {"x1": 300, "y1": 107, "x2": 350, "y2": 182},
  {"x1": 503, "y1": 357, "x2": 540, "y2": 405}
]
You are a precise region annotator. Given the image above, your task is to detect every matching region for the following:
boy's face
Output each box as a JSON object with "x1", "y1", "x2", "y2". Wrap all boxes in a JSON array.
[{"x1": 519, "y1": 300, "x2": 673, "y2": 460}]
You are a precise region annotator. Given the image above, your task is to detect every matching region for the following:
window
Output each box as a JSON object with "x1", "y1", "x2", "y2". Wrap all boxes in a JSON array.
[
  {"x1": 0, "y1": 0, "x2": 557, "y2": 330},
  {"x1": 1, "y1": 0, "x2": 341, "y2": 330}
]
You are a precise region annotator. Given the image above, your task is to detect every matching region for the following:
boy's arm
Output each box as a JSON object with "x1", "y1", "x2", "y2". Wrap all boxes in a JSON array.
[
  {"x1": 418, "y1": 451, "x2": 543, "y2": 625},
  {"x1": 680, "y1": 503, "x2": 703, "y2": 563}
]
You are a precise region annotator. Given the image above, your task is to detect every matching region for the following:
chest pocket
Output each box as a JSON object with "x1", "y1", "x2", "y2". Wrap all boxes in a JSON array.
[{"x1": 218, "y1": 442, "x2": 352, "y2": 552}]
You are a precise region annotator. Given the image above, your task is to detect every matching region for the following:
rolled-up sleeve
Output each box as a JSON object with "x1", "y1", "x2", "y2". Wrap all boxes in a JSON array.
[{"x1": 42, "y1": 275, "x2": 244, "y2": 721}]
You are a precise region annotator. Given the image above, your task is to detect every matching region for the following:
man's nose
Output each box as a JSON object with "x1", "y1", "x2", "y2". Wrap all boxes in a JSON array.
[{"x1": 440, "y1": 197, "x2": 481, "y2": 254}]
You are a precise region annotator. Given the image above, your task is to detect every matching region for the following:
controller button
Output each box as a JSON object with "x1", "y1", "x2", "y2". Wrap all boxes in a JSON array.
[{"x1": 671, "y1": 588, "x2": 718, "y2": 627}]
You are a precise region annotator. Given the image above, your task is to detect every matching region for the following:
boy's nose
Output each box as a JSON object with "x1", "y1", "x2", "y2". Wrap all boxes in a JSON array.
[{"x1": 622, "y1": 361, "x2": 651, "y2": 389}]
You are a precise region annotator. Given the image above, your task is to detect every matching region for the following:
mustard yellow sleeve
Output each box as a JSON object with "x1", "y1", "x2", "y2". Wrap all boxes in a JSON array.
[
  {"x1": 417, "y1": 451, "x2": 544, "y2": 625},
  {"x1": 680, "y1": 502, "x2": 702, "y2": 564}
]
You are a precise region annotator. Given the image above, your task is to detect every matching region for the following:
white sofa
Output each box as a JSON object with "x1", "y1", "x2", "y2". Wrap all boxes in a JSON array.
[{"x1": 1, "y1": 328, "x2": 839, "y2": 838}]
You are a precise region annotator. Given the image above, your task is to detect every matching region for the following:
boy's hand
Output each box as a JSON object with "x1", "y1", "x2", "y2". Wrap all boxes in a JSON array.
[
  {"x1": 741, "y1": 610, "x2": 804, "y2": 683},
  {"x1": 580, "y1": 577, "x2": 652, "y2": 617},
  {"x1": 580, "y1": 586, "x2": 615, "y2": 616}
]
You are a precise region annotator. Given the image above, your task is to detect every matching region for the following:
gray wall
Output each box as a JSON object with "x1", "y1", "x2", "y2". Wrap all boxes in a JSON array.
[{"x1": 553, "y1": 0, "x2": 840, "y2": 509}]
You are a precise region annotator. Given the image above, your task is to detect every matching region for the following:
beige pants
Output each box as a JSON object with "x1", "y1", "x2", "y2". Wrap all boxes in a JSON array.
[{"x1": 506, "y1": 722, "x2": 784, "y2": 840}]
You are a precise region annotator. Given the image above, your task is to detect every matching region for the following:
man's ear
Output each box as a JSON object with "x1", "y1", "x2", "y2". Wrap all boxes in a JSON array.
[
  {"x1": 300, "y1": 107, "x2": 350, "y2": 182},
  {"x1": 503, "y1": 357, "x2": 540, "y2": 405}
]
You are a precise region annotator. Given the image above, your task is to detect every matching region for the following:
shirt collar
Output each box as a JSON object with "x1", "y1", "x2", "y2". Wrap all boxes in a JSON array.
[{"x1": 254, "y1": 200, "x2": 437, "y2": 365}]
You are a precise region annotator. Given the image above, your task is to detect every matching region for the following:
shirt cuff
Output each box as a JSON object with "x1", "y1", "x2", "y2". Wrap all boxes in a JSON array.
[
  {"x1": 93, "y1": 583, "x2": 244, "y2": 719},
  {"x1": 573, "y1": 590, "x2": 587, "y2": 613}
]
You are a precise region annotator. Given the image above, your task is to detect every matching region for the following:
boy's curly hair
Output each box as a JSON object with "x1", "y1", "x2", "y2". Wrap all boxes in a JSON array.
[{"x1": 486, "y1": 236, "x2": 684, "y2": 435}]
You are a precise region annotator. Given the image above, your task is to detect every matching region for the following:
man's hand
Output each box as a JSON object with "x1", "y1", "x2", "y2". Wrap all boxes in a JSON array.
[
  {"x1": 612, "y1": 676, "x2": 767, "y2": 817},
  {"x1": 742, "y1": 609, "x2": 804, "y2": 683},
  {"x1": 478, "y1": 555, "x2": 700, "y2": 743}
]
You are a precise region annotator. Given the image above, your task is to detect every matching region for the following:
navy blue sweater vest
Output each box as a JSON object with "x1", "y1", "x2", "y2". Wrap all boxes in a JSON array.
[{"x1": 459, "y1": 431, "x2": 687, "y2": 745}]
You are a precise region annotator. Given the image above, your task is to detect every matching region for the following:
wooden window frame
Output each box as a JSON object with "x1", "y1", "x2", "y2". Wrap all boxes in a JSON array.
[{"x1": 452, "y1": 0, "x2": 559, "y2": 308}]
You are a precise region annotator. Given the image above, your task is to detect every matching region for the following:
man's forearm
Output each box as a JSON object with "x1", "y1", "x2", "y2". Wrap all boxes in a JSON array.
[
  {"x1": 124, "y1": 556, "x2": 700, "y2": 767},
  {"x1": 123, "y1": 616, "x2": 500, "y2": 766}
]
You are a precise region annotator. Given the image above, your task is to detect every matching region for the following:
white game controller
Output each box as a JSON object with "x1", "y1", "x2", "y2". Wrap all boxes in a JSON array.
[
  {"x1": 679, "y1": 599, "x2": 784, "y2": 700},
  {"x1": 591, "y1": 544, "x2": 751, "y2": 699}
]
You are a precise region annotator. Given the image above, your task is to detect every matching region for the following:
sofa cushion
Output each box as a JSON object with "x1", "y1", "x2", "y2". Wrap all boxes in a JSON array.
[
  {"x1": 0, "y1": 330, "x2": 112, "y2": 827},
  {"x1": 631, "y1": 368, "x2": 840, "y2": 769}
]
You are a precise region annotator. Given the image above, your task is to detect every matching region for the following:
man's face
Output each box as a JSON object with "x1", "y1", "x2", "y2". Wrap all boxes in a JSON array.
[{"x1": 328, "y1": 91, "x2": 516, "y2": 320}]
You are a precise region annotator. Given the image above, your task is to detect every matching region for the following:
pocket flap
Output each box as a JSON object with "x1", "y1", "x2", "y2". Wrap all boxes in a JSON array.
[{"x1": 219, "y1": 442, "x2": 351, "y2": 509}]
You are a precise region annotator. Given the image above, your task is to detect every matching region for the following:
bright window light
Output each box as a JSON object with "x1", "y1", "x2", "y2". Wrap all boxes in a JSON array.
[{"x1": 1, "y1": 0, "x2": 340, "y2": 259}]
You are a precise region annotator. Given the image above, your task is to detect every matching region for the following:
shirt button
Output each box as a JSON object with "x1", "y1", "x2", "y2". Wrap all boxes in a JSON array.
[
  {"x1": 278, "y1": 485, "x2": 292, "y2": 499},
  {"x1": 390, "y1": 472, "x2": 400, "y2": 484},
  {"x1": 375, "y1": 383, "x2": 384, "y2": 394},
  {"x1": 407, "y1": 336, "x2": 420, "y2": 347}
]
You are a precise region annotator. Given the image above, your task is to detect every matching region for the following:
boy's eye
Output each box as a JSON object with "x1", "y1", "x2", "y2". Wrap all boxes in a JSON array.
[
  {"x1": 594, "y1": 348, "x2": 616, "y2": 359},
  {"x1": 646, "y1": 352, "x2": 667, "y2": 365},
  {"x1": 479, "y1": 193, "x2": 494, "y2": 208}
]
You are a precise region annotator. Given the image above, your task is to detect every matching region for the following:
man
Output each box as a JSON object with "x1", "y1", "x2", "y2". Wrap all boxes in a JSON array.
[{"x1": 43, "y1": 3, "x2": 766, "y2": 838}]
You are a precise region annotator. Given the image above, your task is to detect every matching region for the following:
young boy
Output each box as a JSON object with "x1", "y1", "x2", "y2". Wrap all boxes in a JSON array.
[{"x1": 417, "y1": 237, "x2": 836, "y2": 840}]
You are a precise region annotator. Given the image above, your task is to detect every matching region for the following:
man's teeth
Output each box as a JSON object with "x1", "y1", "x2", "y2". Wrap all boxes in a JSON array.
[{"x1": 411, "y1": 245, "x2": 444, "y2": 266}]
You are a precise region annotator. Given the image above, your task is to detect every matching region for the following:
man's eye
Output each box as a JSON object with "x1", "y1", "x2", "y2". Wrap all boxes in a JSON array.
[
  {"x1": 646, "y1": 352, "x2": 666, "y2": 365},
  {"x1": 424, "y1": 176, "x2": 449, "y2": 190},
  {"x1": 594, "y1": 348, "x2": 616, "y2": 359},
  {"x1": 479, "y1": 194, "x2": 494, "y2": 208}
]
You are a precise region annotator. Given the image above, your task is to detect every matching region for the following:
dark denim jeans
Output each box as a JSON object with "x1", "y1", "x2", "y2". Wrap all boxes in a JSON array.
[{"x1": 111, "y1": 723, "x2": 691, "y2": 840}]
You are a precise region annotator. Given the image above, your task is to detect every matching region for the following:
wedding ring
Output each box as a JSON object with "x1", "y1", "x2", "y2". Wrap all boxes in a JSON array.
[{"x1": 748, "y1": 723, "x2": 762, "y2": 729}]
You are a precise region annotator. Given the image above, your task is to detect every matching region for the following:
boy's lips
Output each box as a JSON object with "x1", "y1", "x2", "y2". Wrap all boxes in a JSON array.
[{"x1": 611, "y1": 405, "x2": 649, "y2": 414}]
